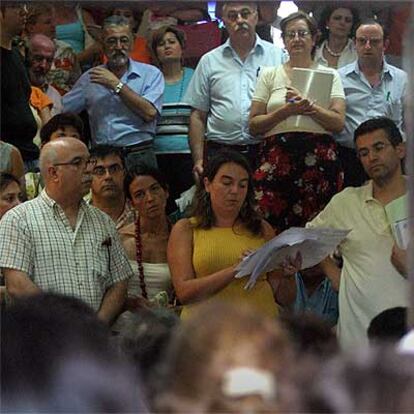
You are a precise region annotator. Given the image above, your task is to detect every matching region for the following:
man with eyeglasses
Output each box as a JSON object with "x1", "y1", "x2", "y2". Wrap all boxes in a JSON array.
[
  {"x1": 1, "y1": 1, "x2": 39, "y2": 171},
  {"x1": 184, "y1": 2, "x2": 284, "y2": 178},
  {"x1": 0, "y1": 138, "x2": 133, "y2": 325},
  {"x1": 63, "y1": 15, "x2": 164, "y2": 170},
  {"x1": 334, "y1": 19, "x2": 407, "y2": 188},
  {"x1": 89, "y1": 145, "x2": 135, "y2": 231},
  {"x1": 24, "y1": 3, "x2": 81, "y2": 95},
  {"x1": 307, "y1": 117, "x2": 408, "y2": 350},
  {"x1": 26, "y1": 34, "x2": 62, "y2": 116}
]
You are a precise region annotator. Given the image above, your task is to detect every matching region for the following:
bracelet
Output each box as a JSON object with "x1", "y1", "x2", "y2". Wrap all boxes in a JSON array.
[{"x1": 114, "y1": 81, "x2": 124, "y2": 94}]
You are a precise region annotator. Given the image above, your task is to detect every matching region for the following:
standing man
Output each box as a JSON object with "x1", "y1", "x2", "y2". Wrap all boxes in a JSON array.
[
  {"x1": 89, "y1": 145, "x2": 135, "y2": 231},
  {"x1": 1, "y1": 2, "x2": 38, "y2": 170},
  {"x1": 27, "y1": 34, "x2": 63, "y2": 116},
  {"x1": 308, "y1": 117, "x2": 409, "y2": 349},
  {"x1": 184, "y1": 2, "x2": 284, "y2": 178},
  {"x1": 63, "y1": 15, "x2": 164, "y2": 169},
  {"x1": 335, "y1": 19, "x2": 407, "y2": 187},
  {"x1": 0, "y1": 138, "x2": 133, "y2": 324}
]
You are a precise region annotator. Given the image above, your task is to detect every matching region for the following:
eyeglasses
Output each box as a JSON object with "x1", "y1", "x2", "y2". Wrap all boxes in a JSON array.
[
  {"x1": 92, "y1": 164, "x2": 123, "y2": 176},
  {"x1": 357, "y1": 142, "x2": 392, "y2": 158},
  {"x1": 226, "y1": 8, "x2": 255, "y2": 22},
  {"x1": 284, "y1": 30, "x2": 311, "y2": 40},
  {"x1": 104, "y1": 36, "x2": 131, "y2": 48},
  {"x1": 355, "y1": 37, "x2": 383, "y2": 46},
  {"x1": 53, "y1": 157, "x2": 96, "y2": 169}
]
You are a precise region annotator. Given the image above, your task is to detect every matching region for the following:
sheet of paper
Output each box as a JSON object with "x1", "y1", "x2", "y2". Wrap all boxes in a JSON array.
[{"x1": 235, "y1": 227, "x2": 350, "y2": 290}]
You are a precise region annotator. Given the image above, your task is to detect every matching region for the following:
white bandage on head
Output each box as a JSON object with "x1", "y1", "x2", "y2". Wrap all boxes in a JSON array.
[{"x1": 221, "y1": 366, "x2": 276, "y2": 400}]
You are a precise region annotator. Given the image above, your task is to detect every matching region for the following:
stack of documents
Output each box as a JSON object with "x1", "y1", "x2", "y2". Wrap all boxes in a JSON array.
[{"x1": 235, "y1": 227, "x2": 349, "y2": 290}]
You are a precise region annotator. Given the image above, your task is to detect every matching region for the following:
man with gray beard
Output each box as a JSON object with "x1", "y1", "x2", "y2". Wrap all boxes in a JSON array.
[{"x1": 63, "y1": 16, "x2": 164, "y2": 169}]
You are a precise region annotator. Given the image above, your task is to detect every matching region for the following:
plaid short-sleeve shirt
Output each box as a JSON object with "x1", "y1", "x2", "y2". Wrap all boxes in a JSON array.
[{"x1": 0, "y1": 190, "x2": 133, "y2": 311}]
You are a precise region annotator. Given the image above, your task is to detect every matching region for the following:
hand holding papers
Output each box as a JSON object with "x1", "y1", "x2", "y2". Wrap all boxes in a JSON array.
[{"x1": 235, "y1": 227, "x2": 350, "y2": 290}]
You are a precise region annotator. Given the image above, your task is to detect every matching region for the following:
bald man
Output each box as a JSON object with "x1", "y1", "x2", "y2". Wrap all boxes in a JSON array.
[
  {"x1": 0, "y1": 138, "x2": 133, "y2": 324},
  {"x1": 27, "y1": 34, "x2": 62, "y2": 115}
]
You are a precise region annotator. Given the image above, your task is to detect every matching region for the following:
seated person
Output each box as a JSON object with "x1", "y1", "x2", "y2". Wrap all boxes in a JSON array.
[
  {"x1": 0, "y1": 141, "x2": 25, "y2": 181},
  {"x1": 276, "y1": 263, "x2": 338, "y2": 328},
  {"x1": 119, "y1": 165, "x2": 174, "y2": 309},
  {"x1": 25, "y1": 113, "x2": 86, "y2": 199},
  {"x1": 168, "y1": 150, "x2": 282, "y2": 319}
]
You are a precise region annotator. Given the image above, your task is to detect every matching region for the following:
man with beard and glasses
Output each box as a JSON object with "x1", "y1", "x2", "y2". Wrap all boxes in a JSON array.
[
  {"x1": 89, "y1": 145, "x2": 135, "y2": 232},
  {"x1": 184, "y1": 2, "x2": 284, "y2": 179},
  {"x1": 27, "y1": 34, "x2": 63, "y2": 116},
  {"x1": 63, "y1": 16, "x2": 164, "y2": 170}
]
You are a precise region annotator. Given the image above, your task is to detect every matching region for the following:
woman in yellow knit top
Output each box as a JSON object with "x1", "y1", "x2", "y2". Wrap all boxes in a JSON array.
[{"x1": 168, "y1": 150, "x2": 283, "y2": 319}]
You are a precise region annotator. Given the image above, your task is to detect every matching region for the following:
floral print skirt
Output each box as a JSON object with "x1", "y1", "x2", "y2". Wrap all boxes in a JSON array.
[{"x1": 253, "y1": 132, "x2": 344, "y2": 233}]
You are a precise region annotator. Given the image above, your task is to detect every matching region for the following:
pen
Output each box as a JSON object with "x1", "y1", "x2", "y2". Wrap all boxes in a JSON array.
[{"x1": 386, "y1": 91, "x2": 391, "y2": 101}]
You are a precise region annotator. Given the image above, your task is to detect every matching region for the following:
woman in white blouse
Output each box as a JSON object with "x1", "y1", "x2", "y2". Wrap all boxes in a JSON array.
[
  {"x1": 249, "y1": 11, "x2": 345, "y2": 233},
  {"x1": 314, "y1": 5, "x2": 359, "y2": 69}
]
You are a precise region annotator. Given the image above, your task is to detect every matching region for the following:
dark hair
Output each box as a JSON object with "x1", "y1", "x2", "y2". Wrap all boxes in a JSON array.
[
  {"x1": 2, "y1": 293, "x2": 145, "y2": 412},
  {"x1": 89, "y1": 144, "x2": 125, "y2": 169},
  {"x1": 280, "y1": 11, "x2": 318, "y2": 58},
  {"x1": 108, "y1": 5, "x2": 141, "y2": 32},
  {"x1": 26, "y1": 3, "x2": 53, "y2": 26},
  {"x1": 0, "y1": 172, "x2": 20, "y2": 192},
  {"x1": 354, "y1": 117, "x2": 403, "y2": 147},
  {"x1": 191, "y1": 149, "x2": 262, "y2": 235},
  {"x1": 151, "y1": 25, "x2": 186, "y2": 67},
  {"x1": 40, "y1": 113, "x2": 84, "y2": 145},
  {"x1": 355, "y1": 18, "x2": 388, "y2": 40},
  {"x1": 318, "y1": 4, "x2": 360, "y2": 44},
  {"x1": 368, "y1": 307, "x2": 407, "y2": 343},
  {"x1": 124, "y1": 164, "x2": 169, "y2": 199}
]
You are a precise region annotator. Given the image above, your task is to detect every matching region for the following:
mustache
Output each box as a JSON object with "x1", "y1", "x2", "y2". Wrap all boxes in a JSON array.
[{"x1": 236, "y1": 22, "x2": 250, "y2": 31}]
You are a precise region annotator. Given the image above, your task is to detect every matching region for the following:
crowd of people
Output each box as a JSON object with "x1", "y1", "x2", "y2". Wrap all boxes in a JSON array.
[{"x1": 1, "y1": 1, "x2": 413, "y2": 412}]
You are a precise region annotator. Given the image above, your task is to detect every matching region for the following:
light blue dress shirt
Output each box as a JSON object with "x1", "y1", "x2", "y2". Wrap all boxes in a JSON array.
[
  {"x1": 184, "y1": 36, "x2": 284, "y2": 145},
  {"x1": 334, "y1": 59, "x2": 407, "y2": 148},
  {"x1": 63, "y1": 59, "x2": 164, "y2": 147}
]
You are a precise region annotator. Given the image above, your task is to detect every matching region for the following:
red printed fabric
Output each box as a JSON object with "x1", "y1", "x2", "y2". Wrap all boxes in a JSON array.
[{"x1": 254, "y1": 132, "x2": 344, "y2": 233}]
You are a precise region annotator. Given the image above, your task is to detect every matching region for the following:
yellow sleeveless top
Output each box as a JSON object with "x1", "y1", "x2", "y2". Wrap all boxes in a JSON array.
[{"x1": 180, "y1": 220, "x2": 279, "y2": 319}]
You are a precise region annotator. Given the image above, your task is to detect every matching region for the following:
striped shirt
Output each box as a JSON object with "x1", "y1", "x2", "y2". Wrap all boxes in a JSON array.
[{"x1": 0, "y1": 190, "x2": 133, "y2": 311}]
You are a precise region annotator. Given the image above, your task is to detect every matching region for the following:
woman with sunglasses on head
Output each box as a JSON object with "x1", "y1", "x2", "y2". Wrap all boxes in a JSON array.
[
  {"x1": 314, "y1": 5, "x2": 359, "y2": 69},
  {"x1": 249, "y1": 11, "x2": 345, "y2": 233}
]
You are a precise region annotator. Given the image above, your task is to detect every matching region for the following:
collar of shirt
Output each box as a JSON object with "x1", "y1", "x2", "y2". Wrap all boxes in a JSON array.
[
  {"x1": 223, "y1": 34, "x2": 265, "y2": 57},
  {"x1": 40, "y1": 188, "x2": 87, "y2": 213},
  {"x1": 346, "y1": 58, "x2": 393, "y2": 79},
  {"x1": 104, "y1": 58, "x2": 142, "y2": 82}
]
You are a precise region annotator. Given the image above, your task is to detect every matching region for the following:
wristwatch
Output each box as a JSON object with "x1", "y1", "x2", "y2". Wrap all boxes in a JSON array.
[{"x1": 114, "y1": 81, "x2": 124, "y2": 94}]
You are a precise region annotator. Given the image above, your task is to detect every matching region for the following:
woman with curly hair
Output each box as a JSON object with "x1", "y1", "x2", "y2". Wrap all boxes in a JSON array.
[{"x1": 168, "y1": 150, "x2": 281, "y2": 319}]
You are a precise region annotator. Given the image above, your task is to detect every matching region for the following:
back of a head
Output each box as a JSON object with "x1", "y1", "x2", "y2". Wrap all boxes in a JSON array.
[
  {"x1": 287, "y1": 346, "x2": 414, "y2": 413},
  {"x1": 1, "y1": 293, "x2": 146, "y2": 412},
  {"x1": 155, "y1": 301, "x2": 290, "y2": 412},
  {"x1": 368, "y1": 307, "x2": 407, "y2": 344}
]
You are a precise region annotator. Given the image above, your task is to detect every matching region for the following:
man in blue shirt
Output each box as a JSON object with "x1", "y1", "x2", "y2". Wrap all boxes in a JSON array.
[
  {"x1": 335, "y1": 19, "x2": 407, "y2": 187},
  {"x1": 63, "y1": 16, "x2": 164, "y2": 169},
  {"x1": 184, "y1": 2, "x2": 284, "y2": 178}
]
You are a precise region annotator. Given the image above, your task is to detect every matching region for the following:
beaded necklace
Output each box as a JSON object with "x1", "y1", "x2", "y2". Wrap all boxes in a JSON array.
[
  {"x1": 324, "y1": 42, "x2": 343, "y2": 58},
  {"x1": 134, "y1": 214, "x2": 172, "y2": 300},
  {"x1": 135, "y1": 215, "x2": 148, "y2": 299}
]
